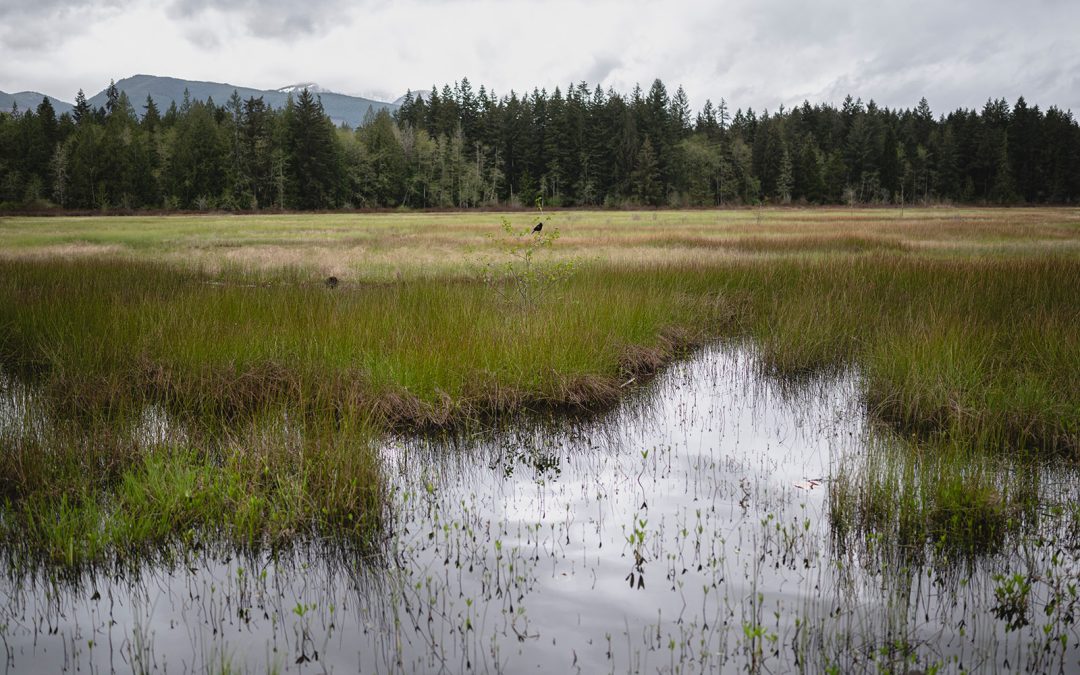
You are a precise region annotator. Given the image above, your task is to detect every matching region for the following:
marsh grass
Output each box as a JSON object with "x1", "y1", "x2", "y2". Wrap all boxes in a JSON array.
[
  {"x1": 0, "y1": 259, "x2": 731, "y2": 428},
  {"x1": 827, "y1": 435, "x2": 1052, "y2": 562},
  {"x1": 0, "y1": 257, "x2": 732, "y2": 565},
  {"x1": 4, "y1": 208, "x2": 1078, "y2": 278},
  {"x1": 1, "y1": 208, "x2": 1078, "y2": 566},
  {"x1": 0, "y1": 408, "x2": 381, "y2": 567},
  {"x1": 724, "y1": 256, "x2": 1080, "y2": 456}
]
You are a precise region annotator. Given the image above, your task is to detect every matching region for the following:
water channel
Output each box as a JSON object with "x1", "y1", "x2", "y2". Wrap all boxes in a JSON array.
[{"x1": 2, "y1": 346, "x2": 1078, "y2": 673}]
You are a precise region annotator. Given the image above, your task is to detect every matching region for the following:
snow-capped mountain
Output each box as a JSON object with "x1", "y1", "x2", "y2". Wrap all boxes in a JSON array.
[{"x1": 276, "y1": 82, "x2": 329, "y2": 95}]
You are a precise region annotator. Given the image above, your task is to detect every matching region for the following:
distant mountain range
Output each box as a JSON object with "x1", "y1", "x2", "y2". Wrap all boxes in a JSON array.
[
  {"x1": 0, "y1": 90, "x2": 73, "y2": 116},
  {"x1": 1, "y1": 74, "x2": 403, "y2": 128}
]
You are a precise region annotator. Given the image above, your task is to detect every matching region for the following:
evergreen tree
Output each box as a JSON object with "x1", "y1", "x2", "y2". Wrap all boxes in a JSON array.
[
  {"x1": 6, "y1": 75, "x2": 1079, "y2": 210},
  {"x1": 632, "y1": 136, "x2": 662, "y2": 205},
  {"x1": 670, "y1": 85, "x2": 692, "y2": 138},
  {"x1": 143, "y1": 95, "x2": 161, "y2": 131},
  {"x1": 357, "y1": 108, "x2": 406, "y2": 206},
  {"x1": 284, "y1": 89, "x2": 340, "y2": 209},
  {"x1": 238, "y1": 97, "x2": 277, "y2": 208},
  {"x1": 167, "y1": 100, "x2": 227, "y2": 208},
  {"x1": 776, "y1": 144, "x2": 793, "y2": 203},
  {"x1": 73, "y1": 89, "x2": 92, "y2": 126},
  {"x1": 105, "y1": 80, "x2": 120, "y2": 116}
]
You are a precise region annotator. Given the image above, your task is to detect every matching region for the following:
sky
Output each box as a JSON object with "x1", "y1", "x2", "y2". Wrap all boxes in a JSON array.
[{"x1": 2, "y1": 0, "x2": 1079, "y2": 115}]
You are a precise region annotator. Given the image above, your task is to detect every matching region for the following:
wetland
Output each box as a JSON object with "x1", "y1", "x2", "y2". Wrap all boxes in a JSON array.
[{"x1": 1, "y1": 207, "x2": 1079, "y2": 673}]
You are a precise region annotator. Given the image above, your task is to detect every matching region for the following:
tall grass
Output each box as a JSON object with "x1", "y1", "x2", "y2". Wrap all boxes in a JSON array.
[
  {"x1": 1, "y1": 237, "x2": 1077, "y2": 565},
  {"x1": 0, "y1": 407, "x2": 381, "y2": 567},
  {"x1": 716, "y1": 255, "x2": 1080, "y2": 455},
  {"x1": 0, "y1": 257, "x2": 733, "y2": 565},
  {"x1": 1, "y1": 253, "x2": 1076, "y2": 448},
  {"x1": 827, "y1": 435, "x2": 1050, "y2": 562},
  {"x1": 0, "y1": 259, "x2": 732, "y2": 427}
]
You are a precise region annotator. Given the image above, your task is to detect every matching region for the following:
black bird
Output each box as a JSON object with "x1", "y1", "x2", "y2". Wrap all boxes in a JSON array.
[
  {"x1": 532, "y1": 221, "x2": 543, "y2": 233},
  {"x1": 325, "y1": 276, "x2": 339, "y2": 289}
]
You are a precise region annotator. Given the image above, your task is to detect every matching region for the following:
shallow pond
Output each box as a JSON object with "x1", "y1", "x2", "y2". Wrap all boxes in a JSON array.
[{"x1": 2, "y1": 346, "x2": 1079, "y2": 673}]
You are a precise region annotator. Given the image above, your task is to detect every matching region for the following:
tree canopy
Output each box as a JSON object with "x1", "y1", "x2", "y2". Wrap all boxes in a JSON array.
[{"x1": 1, "y1": 80, "x2": 1078, "y2": 210}]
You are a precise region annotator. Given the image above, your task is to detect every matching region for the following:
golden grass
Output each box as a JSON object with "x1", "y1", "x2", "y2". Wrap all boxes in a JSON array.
[{"x1": 3, "y1": 207, "x2": 1078, "y2": 281}]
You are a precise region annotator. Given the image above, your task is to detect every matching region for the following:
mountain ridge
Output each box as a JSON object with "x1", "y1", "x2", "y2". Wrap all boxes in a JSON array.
[
  {"x1": 0, "y1": 91, "x2": 74, "y2": 116},
  {"x1": 2, "y1": 75, "x2": 402, "y2": 127}
]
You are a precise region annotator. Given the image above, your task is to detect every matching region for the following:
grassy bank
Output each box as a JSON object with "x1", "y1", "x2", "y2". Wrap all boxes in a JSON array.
[
  {"x1": 0, "y1": 258, "x2": 730, "y2": 426},
  {"x1": 0, "y1": 256, "x2": 732, "y2": 565},
  {"x1": 1, "y1": 208, "x2": 1078, "y2": 566},
  {"x1": 0, "y1": 386, "x2": 381, "y2": 566},
  {"x1": 730, "y1": 255, "x2": 1080, "y2": 455}
]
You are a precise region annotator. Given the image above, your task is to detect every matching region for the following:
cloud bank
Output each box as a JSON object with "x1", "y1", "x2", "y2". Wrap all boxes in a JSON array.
[{"x1": 2, "y1": 0, "x2": 1078, "y2": 116}]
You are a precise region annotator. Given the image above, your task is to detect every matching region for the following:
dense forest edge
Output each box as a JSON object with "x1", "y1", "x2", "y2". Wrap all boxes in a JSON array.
[{"x1": 1, "y1": 77, "x2": 1079, "y2": 211}]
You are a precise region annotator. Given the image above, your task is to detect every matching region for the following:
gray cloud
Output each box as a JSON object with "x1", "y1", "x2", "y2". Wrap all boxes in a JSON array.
[
  {"x1": 0, "y1": 1, "x2": 131, "y2": 54},
  {"x1": 584, "y1": 55, "x2": 621, "y2": 86},
  {"x1": 182, "y1": 25, "x2": 224, "y2": 50},
  {"x1": 720, "y1": 0, "x2": 1080, "y2": 113},
  {"x1": 3, "y1": 0, "x2": 1079, "y2": 115},
  {"x1": 0, "y1": 0, "x2": 125, "y2": 17},
  {"x1": 166, "y1": 0, "x2": 353, "y2": 39}
]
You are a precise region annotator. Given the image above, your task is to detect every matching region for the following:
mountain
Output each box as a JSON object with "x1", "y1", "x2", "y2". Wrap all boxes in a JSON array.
[
  {"x1": 393, "y1": 89, "x2": 430, "y2": 106},
  {"x1": 0, "y1": 90, "x2": 74, "y2": 116},
  {"x1": 2, "y1": 76, "x2": 411, "y2": 127},
  {"x1": 84, "y1": 74, "x2": 396, "y2": 127},
  {"x1": 276, "y1": 83, "x2": 328, "y2": 94}
]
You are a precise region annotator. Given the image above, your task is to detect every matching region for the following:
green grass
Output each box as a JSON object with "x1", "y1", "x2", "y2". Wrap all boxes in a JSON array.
[
  {"x1": 1, "y1": 208, "x2": 1079, "y2": 567},
  {"x1": 726, "y1": 256, "x2": 1080, "y2": 455},
  {"x1": 1, "y1": 410, "x2": 380, "y2": 567},
  {"x1": 827, "y1": 432, "x2": 1056, "y2": 563},
  {"x1": 0, "y1": 259, "x2": 729, "y2": 425}
]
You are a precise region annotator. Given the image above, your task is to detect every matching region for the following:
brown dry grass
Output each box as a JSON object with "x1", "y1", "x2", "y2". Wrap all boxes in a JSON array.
[{"x1": 3, "y1": 208, "x2": 1078, "y2": 281}]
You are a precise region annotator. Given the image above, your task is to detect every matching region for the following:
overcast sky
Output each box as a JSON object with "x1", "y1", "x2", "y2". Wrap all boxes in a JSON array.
[{"x1": 2, "y1": 0, "x2": 1078, "y2": 115}]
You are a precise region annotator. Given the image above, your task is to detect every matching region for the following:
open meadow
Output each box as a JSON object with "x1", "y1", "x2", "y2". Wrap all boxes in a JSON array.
[{"x1": 1, "y1": 207, "x2": 1079, "y2": 672}]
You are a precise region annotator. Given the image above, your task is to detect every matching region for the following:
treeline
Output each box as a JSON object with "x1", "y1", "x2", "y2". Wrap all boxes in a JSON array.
[{"x1": 2, "y1": 78, "x2": 1079, "y2": 210}]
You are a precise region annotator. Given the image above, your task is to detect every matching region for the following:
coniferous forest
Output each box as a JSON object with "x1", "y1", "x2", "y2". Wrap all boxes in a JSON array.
[{"x1": 1, "y1": 78, "x2": 1079, "y2": 211}]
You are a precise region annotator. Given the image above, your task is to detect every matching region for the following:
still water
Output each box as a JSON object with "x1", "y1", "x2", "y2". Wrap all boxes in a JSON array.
[{"x1": 2, "y1": 346, "x2": 1078, "y2": 673}]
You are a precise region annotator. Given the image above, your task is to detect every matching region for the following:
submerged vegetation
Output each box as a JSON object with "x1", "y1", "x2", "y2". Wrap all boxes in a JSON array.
[{"x1": 0, "y1": 207, "x2": 1079, "y2": 669}]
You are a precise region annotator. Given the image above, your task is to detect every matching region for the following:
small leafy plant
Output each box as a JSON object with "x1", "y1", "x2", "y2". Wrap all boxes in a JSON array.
[
  {"x1": 476, "y1": 198, "x2": 576, "y2": 311},
  {"x1": 991, "y1": 572, "x2": 1031, "y2": 631}
]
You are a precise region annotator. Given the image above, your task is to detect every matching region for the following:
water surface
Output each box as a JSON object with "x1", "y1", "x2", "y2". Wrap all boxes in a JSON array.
[{"x1": 2, "y1": 346, "x2": 1078, "y2": 673}]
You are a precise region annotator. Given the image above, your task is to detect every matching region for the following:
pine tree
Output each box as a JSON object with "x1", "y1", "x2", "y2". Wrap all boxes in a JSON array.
[
  {"x1": 776, "y1": 144, "x2": 793, "y2": 204},
  {"x1": 357, "y1": 108, "x2": 405, "y2": 206},
  {"x1": 50, "y1": 141, "x2": 69, "y2": 207},
  {"x1": 167, "y1": 100, "x2": 227, "y2": 208},
  {"x1": 105, "y1": 80, "x2": 120, "y2": 116},
  {"x1": 8, "y1": 75, "x2": 1080, "y2": 209},
  {"x1": 143, "y1": 95, "x2": 161, "y2": 131},
  {"x1": 632, "y1": 136, "x2": 662, "y2": 205},
  {"x1": 34, "y1": 98, "x2": 60, "y2": 188},
  {"x1": 670, "y1": 85, "x2": 692, "y2": 138},
  {"x1": 991, "y1": 137, "x2": 1016, "y2": 203},
  {"x1": 285, "y1": 89, "x2": 340, "y2": 209},
  {"x1": 73, "y1": 89, "x2": 92, "y2": 125}
]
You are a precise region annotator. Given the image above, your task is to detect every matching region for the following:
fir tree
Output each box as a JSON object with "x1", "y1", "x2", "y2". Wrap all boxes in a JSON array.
[{"x1": 73, "y1": 89, "x2": 91, "y2": 125}]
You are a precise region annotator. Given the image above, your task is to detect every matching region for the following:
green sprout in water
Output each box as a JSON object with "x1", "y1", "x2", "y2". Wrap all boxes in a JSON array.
[{"x1": 991, "y1": 572, "x2": 1031, "y2": 632}]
